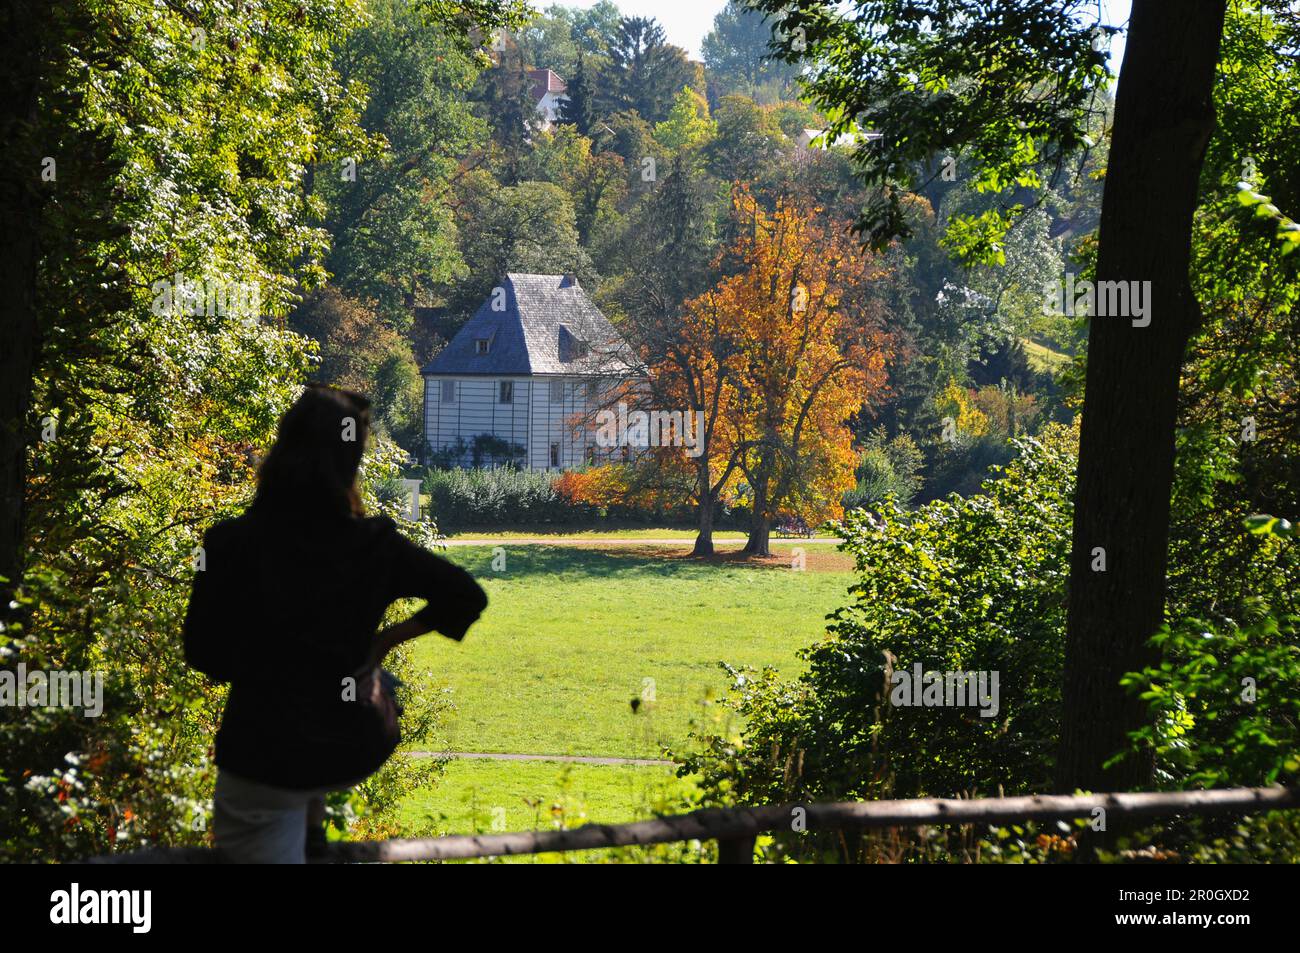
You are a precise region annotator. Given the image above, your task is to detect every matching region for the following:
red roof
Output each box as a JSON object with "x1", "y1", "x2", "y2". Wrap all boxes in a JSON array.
[{"x1": 527, "y1": 68, "x2": 567, "y2": 100}]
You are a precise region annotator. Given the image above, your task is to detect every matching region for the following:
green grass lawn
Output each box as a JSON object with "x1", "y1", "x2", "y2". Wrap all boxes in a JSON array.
[
  {"x1": 406, "y1": 543, "x2": 853, "y2": 759},
  {"x1": 394, "y1": 541, "x2": 854, "y2": 839},
  {"x1": 1021, "y1": 336, "x2": 1073, "y2": 374},
  {"x1": 398, "y1": 759, "x2": 683, "y2": 833},
  {"x1": 396, "y1": 757, "x2": 712, "y2": 861},
  {"x1": 441, "y1": 526, "x2": 751, "y2": 540}
]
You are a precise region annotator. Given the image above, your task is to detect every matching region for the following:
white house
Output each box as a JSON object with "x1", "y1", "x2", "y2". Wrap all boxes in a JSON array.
[
  {"x1": 421, "y1": 273, "x2": 641, "y2": 470},
  {"x1": 528, "y1": 68, "x2": 569, "y2": 132},
  {"x1": 795, "y1": 127, "x2": 884, "y2": 150}
]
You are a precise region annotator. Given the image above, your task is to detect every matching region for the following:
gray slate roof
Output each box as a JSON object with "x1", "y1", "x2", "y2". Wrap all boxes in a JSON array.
[{"x1": 421, "y1": 273, "x2": 639, "y2": 377}]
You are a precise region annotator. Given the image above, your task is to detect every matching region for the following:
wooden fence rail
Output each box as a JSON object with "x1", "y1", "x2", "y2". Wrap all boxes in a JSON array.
[{"x1": 89, "y1": 784, "x2": 1298, "y2": 864}]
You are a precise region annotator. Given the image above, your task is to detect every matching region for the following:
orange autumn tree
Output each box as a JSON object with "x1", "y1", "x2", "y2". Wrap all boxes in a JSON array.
[
  {"x1": 648, "y1": 275, "x2": 745, "y2": 556},
  {"x1": 708, "y1": 189, "x2": 892, "y2": 555}
]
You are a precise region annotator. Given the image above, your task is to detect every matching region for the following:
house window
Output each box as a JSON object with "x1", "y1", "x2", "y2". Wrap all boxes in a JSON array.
[
  {"x1": 475, "y1": 339, "x2": 490, "y2": 355},
  {"x1": 549, "y1": 379, "x2": 564, "y2": 403},
  {"x1": 498, "y1": 381, "x2": 513, "y2": 404},
  {"x1": 586, "y1": 379, "x2": 599, "y2": 401},
  {"x1": 550, "y1": 443, "x2": 561, "y2": 467},
  {"x1": 440, "y1": 380, "x2": 456, "y2": 403},
  {"x1": 573, "y1": 339, "x2": 589, "y2": 359}
]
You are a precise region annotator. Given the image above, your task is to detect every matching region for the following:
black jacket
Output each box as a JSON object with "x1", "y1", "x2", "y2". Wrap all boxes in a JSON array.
[{"x1": 183, "y1": 510, "x2": 486, "y2": 789}]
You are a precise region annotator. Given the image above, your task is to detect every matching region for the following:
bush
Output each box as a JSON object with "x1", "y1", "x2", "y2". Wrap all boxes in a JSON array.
[
  {"x1": 422, "y1": 467, "x2": 586, "y2": 527},
  {"x1": 843, "y1": 429, "x2": 923, "y2": 511},
  {"x1": 1122, "y1": 615, "x2": 1300, "y2": 789},
  {"x1": 678, "y1": 422, "x2": 1080, "y2": 822},
  {"x1": 679, "y1": 418, "x2": 1300, "y2": 862},
  {"x1": 421, "y1": 462, "x2": 703, "y2": 529}
]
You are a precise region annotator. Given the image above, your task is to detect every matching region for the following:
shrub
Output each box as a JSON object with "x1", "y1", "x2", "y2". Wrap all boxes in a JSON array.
[
  {"x1": 421, "y1": 467, "x2": 570, "y2": 527},
  {"x1": 1121, "y1": 615, "x2": 1300, "y2": 789},
  {"x1": 678, "y1": 422, "x2": 1080, "y2": 821},
  {"x1": 843, "y1": 429, "x2": 923, "y2": 511},
  {"x1": 679, "y1": 419, "x2": 1300, "y2": 862}
]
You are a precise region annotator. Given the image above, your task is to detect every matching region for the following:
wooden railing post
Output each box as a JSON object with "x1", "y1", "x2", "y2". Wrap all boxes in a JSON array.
[
  {"x1": 716, "y1": 833, "x2": 756, "y2": 864},
  {"x1": 89, "y1": 785, "x2": 1298, "y2": 863}
]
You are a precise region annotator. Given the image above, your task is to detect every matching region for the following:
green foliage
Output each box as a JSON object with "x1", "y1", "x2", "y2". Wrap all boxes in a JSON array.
[
  {"x1": 3, "y1": 0, "x2": 527, "y2": 862},
  {"x1": 701, "y1": 0, "x2": 798, "y2": 102},
  {"x1": 320, "y1": 0, "x2": 487, "y2": 321},
  {"x1": 290, "y1": 288, "x2": 422, "y2": 447},
  {"x1": 598, "y1": 16, "x2": 700, "y2": 124},
  {"x1": 682, "y1": 391, "x2": 1300, "y2": 860},
  {"x1": 423, "y1": 467, "x2": 579, "y2": 527},
  {"x1": 516, "y1": 1, "x2": 623, "y2": 79},
  {"x1": 679, "y1": 424, "x2": 1080, "y2": 823},
  {"x1": 749, "y1": 0, "x2": 1111, "y2": 257},
  {"x1": 843, "y1": 429, "x2": 923, "y2": 510},
  {"x1": 558, "y1": 53, "x2": 599, "y2": 136},
  {"x1": 1121, "y1": 616, "x2": 1300, "y2": 789},
  {"x1": 654, "y1": 87, "x2": 716, "y2": 156},
  {"x1": 450, "y1": 178, "x2": 595, "y2": 315},
  {"x1": 706, "y1": 95, "x2": 785, "y2": 182}
]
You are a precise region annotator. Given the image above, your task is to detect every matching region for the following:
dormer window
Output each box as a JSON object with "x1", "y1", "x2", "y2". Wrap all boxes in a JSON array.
[
  {"x1": 559, "y1": 325, "x2": 590, "y2": 363},
  {"x1": 475, "y1": 339, "x2": 491, "y2": 355}
]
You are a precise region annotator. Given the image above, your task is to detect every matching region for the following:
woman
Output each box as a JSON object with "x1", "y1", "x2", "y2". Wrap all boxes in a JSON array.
[{"x1": 183, "y1": 385, "x2": 487, "y2": 863}]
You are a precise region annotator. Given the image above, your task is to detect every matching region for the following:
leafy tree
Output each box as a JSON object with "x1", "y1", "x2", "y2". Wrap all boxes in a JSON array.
[
  {"x1": 701, "y1": 0, "x2": 798, "y2": 101},
  {"x1": 653, "y1": 87, "x2": 716, "y2": 156},
  {"x1": 843, "y1": 428, "x2": 924, "y2": 510},
  {"x1": 0, "y1": 0, "x2": 525, "y2": 860},
  {"x1": 704, "y1": 190, "x2": 894, "y2": 554},
  {"x1": 600, "y1": 157, "x2": 726, "y2": 552},
  {"x1": 450, "y1": 177, "x2": 595, "y2": 317},
  {"x1": 558, "y1": 52, "x2": 598, "y2": 136},
  {"x1": 770, "y1": 100, "x2": 824, "y2": 139},
  {"x1": 523, "y1": 127, "x2": 627, "y2": 246},
  {"x1": 705, "y1": 95, "x2": 784, "y2": 182},
  {"x1": 600, "y1": 16, "x2": 699, "y2": 123},
  {"x1": 289, "y1": 289, "x2": 421, "y2": 448},
  {"x1": 516, "y1": 1, "x2": 622, "y2": 77},
  {"x1": 319, "y1": 0, "x2": 488, "y2": 324},
  {"x1": 515, "y1": 5, "x2": 583, "y2": 76},
  {"x1": 645, "y1": 274, "x2": 743, "y2": 558},
  {"x1": 476, "y1": 43, "x2": 537, "y2": 185},
  {"x1": 755, "y1": 0, "x2": 1243, "y2": 795},
  {"x1": 604, "y1": 109, "x2": 662, "y2": 188}
]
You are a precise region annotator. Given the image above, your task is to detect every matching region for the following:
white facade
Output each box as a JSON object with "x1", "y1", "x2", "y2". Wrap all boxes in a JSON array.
[
  {"x1": 421, "y1": 273, "x2": 640, "y2": 470},
  {"x1": 535, "y1": 90, "x2": 569, "y2": 131},
  {"x1": 424, "y1": 375, "x2": 622, "y2": 470}
]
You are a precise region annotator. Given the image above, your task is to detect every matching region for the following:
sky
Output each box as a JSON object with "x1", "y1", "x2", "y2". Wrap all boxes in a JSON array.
[
  {"x1": 550, "y1": 0, "x2": 1134, "y2": 71},
  {"x1": 552, "y1": 0, "x2": 731, "y2": 58},
  {"x1": 553, "y1": 0, "x2": 1133, "y2": 70}
]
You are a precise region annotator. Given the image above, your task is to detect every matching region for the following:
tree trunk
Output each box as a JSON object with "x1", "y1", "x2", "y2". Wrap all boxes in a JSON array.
[
  {"x1": 744, "y1": 470, "x2": 771, "y2": 556},
  {"x1": 0, "y1": 1, "x2": 44, "y2": 623},
  {"x1": 693, "y1": 462, "x2": 716, "y2": 557},
  {"x1": 746, "y1": 512, "x2": 771, "y2": 557},
  {"x1": 1055, "y1": 0, "x2": 1226, "y2": 794}
]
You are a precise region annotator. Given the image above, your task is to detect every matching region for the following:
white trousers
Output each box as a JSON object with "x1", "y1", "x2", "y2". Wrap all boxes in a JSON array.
[{"x1": 212, "y1": 769, "x2": 351, "y2": 864}]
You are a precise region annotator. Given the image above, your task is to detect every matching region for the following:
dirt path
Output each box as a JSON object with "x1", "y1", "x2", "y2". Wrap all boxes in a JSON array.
[
  {"x1": 405, "y1": 751, "x2": 674, "y2": 767},
  {"x1": 443, "y1": 536, "x2": 838, "y2": 547}
]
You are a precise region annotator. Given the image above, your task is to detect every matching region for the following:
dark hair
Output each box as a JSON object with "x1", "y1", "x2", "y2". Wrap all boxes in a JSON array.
[{"x1": 252, "y1": 385, "x2": 371, "y2": 519}]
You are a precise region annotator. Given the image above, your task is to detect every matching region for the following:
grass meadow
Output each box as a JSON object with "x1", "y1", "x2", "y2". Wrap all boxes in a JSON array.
[{"x1": 396, "y1": 541, "x2": 854, "y2": 842}]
